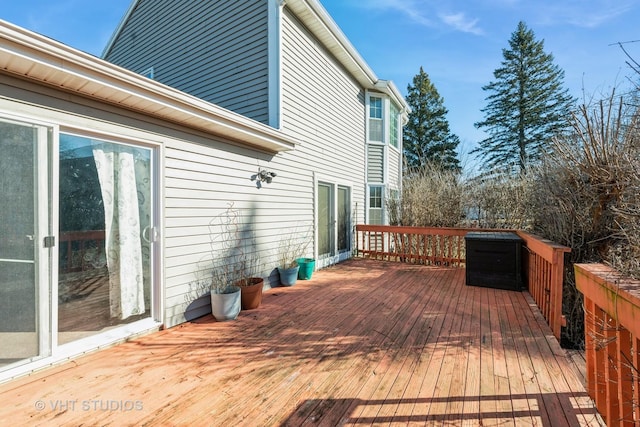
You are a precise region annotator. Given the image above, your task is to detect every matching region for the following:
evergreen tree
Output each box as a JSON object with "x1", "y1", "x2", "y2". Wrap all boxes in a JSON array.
[
  {"x1": 474, "y1": 21, "x2": 575, "y2": 173},
  {"x1": 403, "y1": 67, "x2": 460, "y2": 170}
]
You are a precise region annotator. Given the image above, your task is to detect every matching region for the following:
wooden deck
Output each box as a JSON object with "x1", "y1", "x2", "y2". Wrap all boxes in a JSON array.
[{"x1": 0, "y1": 259, "x2": 604, "y2": 426}]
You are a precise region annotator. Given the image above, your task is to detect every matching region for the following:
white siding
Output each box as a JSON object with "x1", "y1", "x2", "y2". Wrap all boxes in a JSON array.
[
  {"x1": 280, "y1": 8, "x2": 366, "y2": 226},
  {"x1": 163, "y1": 136, "x2": 318, "y2": 326},
  {"x1": 367, "y1": 145, "x2": 384, "y2": 183},
  {"x1": 104, "y1": 0, "x2": 270, "y2": 124},
  {"x1": 1, "y1": 77, "x2": 321, "y2": 329}
]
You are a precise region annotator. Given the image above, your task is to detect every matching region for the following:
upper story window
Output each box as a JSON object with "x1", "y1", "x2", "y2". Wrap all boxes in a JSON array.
[
  {"x1": 390, "y1": 103, "x2": 399, "y2": 149},
  {"x1": 369, "y1": 96, "x2": 383, "y2": 142}
]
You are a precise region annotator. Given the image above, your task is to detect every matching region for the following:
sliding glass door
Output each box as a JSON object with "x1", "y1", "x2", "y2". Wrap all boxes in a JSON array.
[
  {"x1": 0, "y1": 120, "x2": 50, "y2": 369},
  {"x1": 0, "y1": 115, "x2": 158, "y2": 377},
  {"x1": 58, "y1": 134, "x2": 154, "y2": 344},
  {"x1": 317, "y1": 182, "x2": 351, "y2": 267}
]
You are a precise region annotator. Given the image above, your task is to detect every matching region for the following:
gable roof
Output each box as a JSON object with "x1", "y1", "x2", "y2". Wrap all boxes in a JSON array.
[
  {"x1": 0, "y1": 20, "x2": 297, "y2": 153},
  {"x1": 103, "y1": 0, "x2": 410, "y2": 116}
]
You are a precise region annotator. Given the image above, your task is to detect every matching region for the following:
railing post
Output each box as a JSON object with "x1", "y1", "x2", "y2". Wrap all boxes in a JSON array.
[
  {"x1": 584, "y1": 297, "x2": 597, "y2": 402},
  {"x1": 634, "y1": 336, "x2": 640, "y2": 423},
  {"x1": 594, "y1": 305, "x2": 607, "y2": 422}
]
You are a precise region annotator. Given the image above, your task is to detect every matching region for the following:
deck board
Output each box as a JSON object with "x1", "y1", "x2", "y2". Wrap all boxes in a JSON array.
[{"x1": 0, "y1": 259, "x2": 604, "y2": 426}]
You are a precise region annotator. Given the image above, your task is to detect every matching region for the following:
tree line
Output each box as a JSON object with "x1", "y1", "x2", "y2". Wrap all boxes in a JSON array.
[{"x1": 403, "y1": 21, "x2": 574, "y2": 174}]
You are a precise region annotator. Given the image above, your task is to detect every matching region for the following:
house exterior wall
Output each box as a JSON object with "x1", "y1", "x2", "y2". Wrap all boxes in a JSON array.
[
  {"x1": 367, "y1": 145, "x2": 385, "y2": 183},
  {"x1": 388, "y1": 145, "x2": 401, "y2": 189},
  {"x1": 0, "y1": 75, "x2": 309, "y2": 329},
  {"x1": 279, "y1": 7, "x2": 366, "y2": 226},
  {"x1": 0, "y1": 0, "x2": 406, "y2": 380},
  {"x1": 104, "y1": 0, "x2": 271, "y2": 125}
]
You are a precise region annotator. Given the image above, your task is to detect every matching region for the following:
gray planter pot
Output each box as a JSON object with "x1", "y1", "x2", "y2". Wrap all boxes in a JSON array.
[
  {"x1": 277, "y1": 265, "x2": 300, "y2": 286},
  {"x1": 210, "y1": 286, "x2": 241, "y2": 321}
]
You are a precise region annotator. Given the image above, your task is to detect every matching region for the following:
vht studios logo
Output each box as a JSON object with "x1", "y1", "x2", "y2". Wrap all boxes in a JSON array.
[{"x1": 35, "y1": 399, "x2": 144, "y2": 412}]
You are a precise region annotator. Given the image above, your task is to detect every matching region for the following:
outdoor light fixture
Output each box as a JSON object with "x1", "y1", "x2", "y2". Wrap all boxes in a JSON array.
[{"x1": 251, "y1": 168, "x2": 277, "y2": 187}]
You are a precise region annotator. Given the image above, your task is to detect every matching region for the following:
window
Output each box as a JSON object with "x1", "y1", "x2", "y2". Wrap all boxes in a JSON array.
[
  {"x1": 369, "y1": 185, "x2": 383, "y2": 225},
  {"x1": 369, "y1": 96, "x2": 383, "y2": 142},
  {"x1": 141, "y1": 67, "x2": 154, "y2": 79},
  {"x1": 390, "y1": 103, "x2": 399, "y2": 148}
]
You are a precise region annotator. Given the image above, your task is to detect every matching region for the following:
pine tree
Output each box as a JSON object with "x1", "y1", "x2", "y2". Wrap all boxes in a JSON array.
[
  {"x1": 474, "y1": 21, "x2": 575, "y2": 173},
  {"x1": 403, "y1": 67, "x2": 460, "y2": 171}
]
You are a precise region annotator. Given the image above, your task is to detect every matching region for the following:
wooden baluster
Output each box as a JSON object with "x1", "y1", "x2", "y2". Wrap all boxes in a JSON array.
[
  {"x1": 604, "y1": 315, "x2": 620, "y2": 426},
  {"x1": 616, "y1": 327, "x2": 634, "y2": 426}
]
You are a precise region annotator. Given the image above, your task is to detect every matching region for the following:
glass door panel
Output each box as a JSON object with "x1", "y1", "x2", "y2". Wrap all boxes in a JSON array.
[
  {"x1": 337, "y1": 186, "x2": 350, "y2": 253},
  {"x1": 318, "y1": 183, "x2": 333, "y2": 258},
  {"x1": 58, "y1": 134, "x2": 153, "y2": 344},
  {"x1": 0, "y1": 121, "x2": 44, "y2": 369}
]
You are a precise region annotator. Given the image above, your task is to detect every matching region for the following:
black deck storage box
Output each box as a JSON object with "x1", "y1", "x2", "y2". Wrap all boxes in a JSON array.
[{"x1": 465, "y1": 232, "x2": 523, "y2": 291}]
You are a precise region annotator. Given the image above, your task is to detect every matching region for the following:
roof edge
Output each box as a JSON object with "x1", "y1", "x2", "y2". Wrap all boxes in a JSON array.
[
  {"x1": 0, "y1": 20, "x2": 297, "y2": 153},
  {"x1": 286, "y1": 0, "x2": 409, "y2": 113},
  {"x1": 101, "y1": 0, "x2": 140, "y2": 58}
]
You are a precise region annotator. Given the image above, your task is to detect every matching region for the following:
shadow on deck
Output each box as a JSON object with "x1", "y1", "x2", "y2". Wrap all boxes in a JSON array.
[{"x1": 0, "y1": 259, "x2": 604, "y2": 426}]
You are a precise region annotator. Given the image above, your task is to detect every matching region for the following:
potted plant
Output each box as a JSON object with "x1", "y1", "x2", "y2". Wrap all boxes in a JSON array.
[
  {"x1": 237, "y1": 276, "x2": 264, "y2": 310},
  {"x1": 276, "y1": 223, "x2": 312, "y2": 286},
  {"x1": 206, "y1": 202, "x2": 265, "y2": 314},
  {"x1": 209, "y1": 266, "x2": 241, "y2": 321}
]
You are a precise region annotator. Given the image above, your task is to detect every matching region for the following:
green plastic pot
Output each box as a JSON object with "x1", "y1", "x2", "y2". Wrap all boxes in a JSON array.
[{"x1": 296, "y1": 258, "x2": 315, "y2": 280}]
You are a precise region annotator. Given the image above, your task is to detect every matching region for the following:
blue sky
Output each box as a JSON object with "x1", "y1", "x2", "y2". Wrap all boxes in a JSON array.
[{"x1": 2, "y1": 0, "x2": 639, "y2": 166}]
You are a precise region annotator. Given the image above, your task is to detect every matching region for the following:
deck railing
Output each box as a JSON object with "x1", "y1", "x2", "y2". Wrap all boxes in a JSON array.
[
  {"x1": 575, "y1": 263, "x2": 640, "y2": 426},
  {"x1": 356, "y1": 225, "x2": 467, "y2": 266},
  {"x1": 59, "y1": 230, "x2": 106, "y2": 273},
  {"x1": 517, "y1": 231, "x2": 570, "y2": 340},
  {"x1": 356, "y1": 225, "x2": 570, "y2": 340}
]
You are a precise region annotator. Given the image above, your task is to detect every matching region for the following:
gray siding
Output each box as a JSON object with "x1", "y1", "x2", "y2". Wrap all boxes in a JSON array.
[
  {"x1": 367, "y1": 145, "x2": 384, "y2": 183},
  {"x1": 9, "y1": 3, "x2": 372, "y2": 329},
  {"x1": 104, "y1": 0, "x2": 270, "y2": 124},
  {"x1": 388, "y1": 147, "x2": 401, "y2": 188}
]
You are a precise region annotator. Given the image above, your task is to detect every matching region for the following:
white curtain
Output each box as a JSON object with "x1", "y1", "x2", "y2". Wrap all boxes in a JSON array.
[{"x1": 93, "y1": 143, "x2": 145, "y2": 319}]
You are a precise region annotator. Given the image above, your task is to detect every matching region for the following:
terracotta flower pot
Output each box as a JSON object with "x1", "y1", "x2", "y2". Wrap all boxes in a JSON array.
[{"x1": 239, "y1": 277, "x2": 264, "y2": 310}]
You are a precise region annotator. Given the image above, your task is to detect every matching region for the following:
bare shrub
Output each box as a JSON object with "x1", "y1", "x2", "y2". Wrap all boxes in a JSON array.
[
  {"x1": 462, "y1": 172, "x2": 533, "y2": 229},
  {"x1": 390, "y1": 163, "x2": 463, "y2": 227},
  {"x1": 529, "y1": 91, "x2": 640, "y2": 347}
]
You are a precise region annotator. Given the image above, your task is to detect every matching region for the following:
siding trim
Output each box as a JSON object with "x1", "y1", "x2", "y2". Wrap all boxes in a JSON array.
[{"x1": 268, "y1": 0, "x2": 283, "y2": 129}]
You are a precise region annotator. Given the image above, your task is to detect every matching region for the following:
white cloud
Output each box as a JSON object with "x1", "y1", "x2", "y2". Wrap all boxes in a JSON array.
[
  {"x1": 353, "y1": 0, "x2": 485, "y2": 35},
  {"x1": 521, "y1": 0, "x2": 637, "y2": 28},
  {"x1": 439, "y1": 12, "x2": 484, "y2": 35}
]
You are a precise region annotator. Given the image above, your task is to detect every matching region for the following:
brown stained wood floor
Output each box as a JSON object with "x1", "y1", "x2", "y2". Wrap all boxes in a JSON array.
[{"x1": 0, "y1": 259, "x2": 604, "y2": 426}]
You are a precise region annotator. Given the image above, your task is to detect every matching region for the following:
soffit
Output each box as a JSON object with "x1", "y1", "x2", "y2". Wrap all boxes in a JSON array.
[{"x1": 0, "y1": 20, "x2": 296, "y2": 153}]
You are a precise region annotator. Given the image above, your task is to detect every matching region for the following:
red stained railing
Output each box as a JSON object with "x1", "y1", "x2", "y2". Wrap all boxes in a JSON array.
[
  {"x1": 517, "y1": 231, "x2": 570, "y2": 340},
  {"x1": 575, "y1": 263, "x2": 640, "y2": 426}
]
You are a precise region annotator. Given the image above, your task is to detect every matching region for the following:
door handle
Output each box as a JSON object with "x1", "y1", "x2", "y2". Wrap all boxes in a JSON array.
[
  {"x1": 142, "y1": 226, "x2": 158, "y2": 243},
  {"x1": 26, "y1": 235, "x2": 34, "y2": 241}
]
